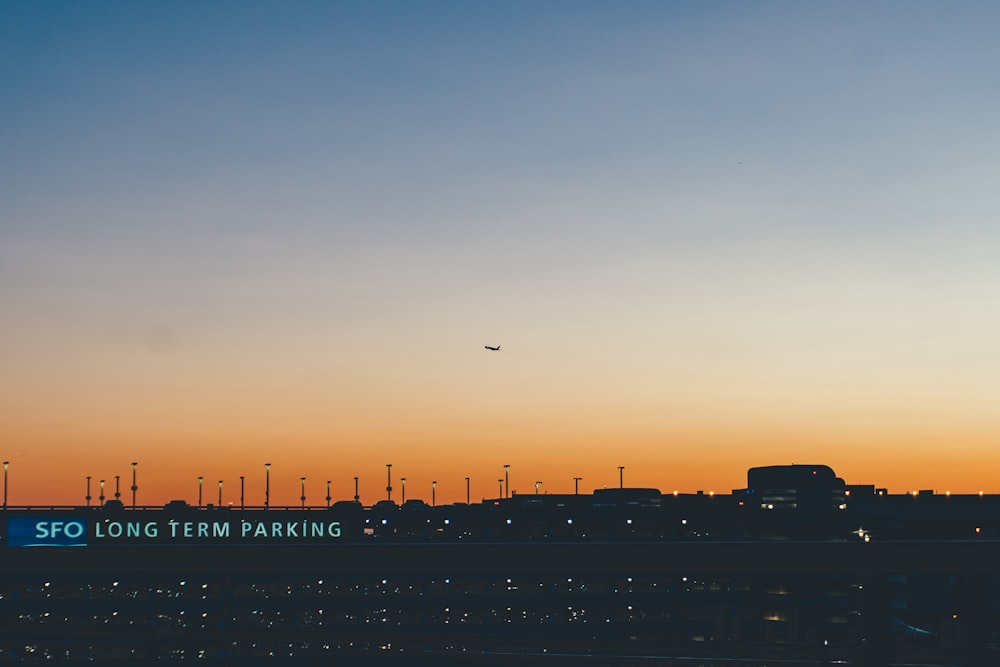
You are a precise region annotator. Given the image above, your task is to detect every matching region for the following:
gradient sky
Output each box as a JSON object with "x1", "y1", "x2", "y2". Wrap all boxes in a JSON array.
[{"x1": 3, "y1": 2, "x2": 1000, "y2": 506}]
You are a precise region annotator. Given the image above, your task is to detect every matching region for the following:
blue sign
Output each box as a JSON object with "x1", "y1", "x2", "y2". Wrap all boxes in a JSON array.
[{"x1": 7, "y1": 517, "x2": 88, "y2": 547}]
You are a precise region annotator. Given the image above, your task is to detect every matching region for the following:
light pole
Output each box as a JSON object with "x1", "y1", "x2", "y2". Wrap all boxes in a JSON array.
[
  {"x1": 465, "y1": 477, "x2": 470, "y2": 505},
  {"x1": 265, "y1": 463, "x2": 271, "y2": 509},
  {"x1": 401, "y1": 477, "x2": 407, "y2": 504},
  {"x1": 114, "y1": 475, "x2": 121, "y2": 501},
  {"x1": 240, "y1": 476, "x2": 245, "y2": 509},
  {"x1": 99, "y1": 479, "x2": 105, "y2": 506},
  {"x1": 498, "y1": 479, "x2": 503, "y2": 498},
  {"x1": 326, "y1": 480, "x2": 331, "y2": 508},
  {"x1": 618, "y1": 466, "x2": 625, "y2": 489},
  {"x1": 535, "y1": 481, "x2": 542, "y2": 495},
  {"x1": 504, "y1": 464, "x2": 510, "y2": 499},
  {"x1": 353, "y1": 476, "x2": 359, "y2": 502},
  {"x1": 2, "y1": 461, "x2": 7, "y2": 509},
  {"x1": 86, "y1": 476, "x2": 92, "y2": 507},
  {"x1": 218, "y1": 480, "x2": 223, "y2": 506},
  {"x1": 300, "y1": 477, "x2": 306, "y2": 509},
  {"x1": 432, "y1": 481, "x2": 437, "y2": 507},
  {"x1": 130, "y1": 462, "x2": 138, "y2": 509},
  {"x1": 574, "y1": 477, "x2": 582, "y2": 495},
  {"x1": 386, "y1": 464, "x2": 393, "y2": 502},
  {"x1": 198, "y1": 476, "x2": 203, "y2": 508}
]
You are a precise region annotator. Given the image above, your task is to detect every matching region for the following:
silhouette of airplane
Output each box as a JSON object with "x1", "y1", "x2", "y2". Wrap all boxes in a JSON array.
[{"x1": 484, "y1": 344, "x2": 501, "y2": 351}]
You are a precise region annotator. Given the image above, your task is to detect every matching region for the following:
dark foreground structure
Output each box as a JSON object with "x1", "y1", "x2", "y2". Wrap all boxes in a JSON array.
[{"x1": 3, "y1": 464, "x2": 1000, "y2": 666}]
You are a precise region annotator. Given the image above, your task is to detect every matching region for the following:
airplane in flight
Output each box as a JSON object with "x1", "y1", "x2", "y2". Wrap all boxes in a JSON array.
[{"x1": 484, "y1": 344, "x2": 501, "y2": 351}]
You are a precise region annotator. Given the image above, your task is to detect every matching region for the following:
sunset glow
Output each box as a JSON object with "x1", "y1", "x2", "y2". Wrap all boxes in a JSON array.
[{"x1": 3, "y1": 2, "x2": 1000, "y2": 506}]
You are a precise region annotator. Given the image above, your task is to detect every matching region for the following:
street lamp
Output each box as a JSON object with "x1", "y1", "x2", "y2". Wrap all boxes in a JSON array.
[
  {"x1": 574, "y1": 477, "x2": 582, "y2": 495},
  {"x1": 300, "y1": 477, "x2": 306, "y2": 509},
  {"x1": 198, "y1": 476, "x2": 203, "y2": 508},
  {"x1": 432, "y1": 481, "x2": 437, "y2": 507},
  {"x1": 86, "y1": 476, "x2": 92, "y2": 507},
  {"x1": 465, "y1": 477, "x2": 470, "y2": 505},
  {"x1": 240, "y1": 476, "x2": 245, "y2": 509},
  {"x1": 498, "y1": 479, "x2": 503, "y2": 498},
  {"x1": 386, "y1": 464, "x2": 393, "y2": 502},
  {"x1": 504, "y1": 464, "x2": 510, "y2": 499},
  {"x1": 130, "y1": 462, "x2": 138, "y2": 509},
  {"x1": 535, "y1": 481, "x2": 542, "y2": 495},
  {"x1": 401, "y1": 477, "x2": 407, "y2": 504},
  {"x1": 2, "y1": 460, "x2": 7, "y2": 508},
  {"x1": 218, "y1": 480, "x2": 223, "y2": 506},
  {"x1": 326, "y1": 480, "x2": 331, "y2": 508},
  {"x1": 265, "y1": 463, "x2": 271, "y2": 509},
  {"x1": 99, "y1": 479, "x2": 105, "y2": 506},
  {"x1": 114, "y1": 475, "x2": 121, "y2": 501},
  {"x1": 618, "y1": 466, "x2": 625, "y2": 489},
  {"x1": 353, "y1": 476, "x2": 359, "y2": 502}
]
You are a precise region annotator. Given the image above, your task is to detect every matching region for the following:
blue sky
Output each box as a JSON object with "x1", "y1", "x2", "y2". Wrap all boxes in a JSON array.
[{"x1": 3, "y1": 2, "x2": 1000, "y2": 503}]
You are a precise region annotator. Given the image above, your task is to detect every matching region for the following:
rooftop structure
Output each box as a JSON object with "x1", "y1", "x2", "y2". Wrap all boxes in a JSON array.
[{"x1": 2, "y1": 464, "x2": 999, "y2": 666}]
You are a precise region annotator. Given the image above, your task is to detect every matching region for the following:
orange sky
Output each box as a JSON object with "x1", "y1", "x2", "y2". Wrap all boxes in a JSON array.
[
  {"x1": 4, "y1": 377, "x2": 999, "y2": 506},
  {"x1": 3, "y1": 4, "x2": 1000, "y2": 506}
]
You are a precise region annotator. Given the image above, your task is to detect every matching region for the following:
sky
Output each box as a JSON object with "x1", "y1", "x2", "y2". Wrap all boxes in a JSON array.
[{"x1": 3, "y1": 1, "x2": 1000, "y2": 506}]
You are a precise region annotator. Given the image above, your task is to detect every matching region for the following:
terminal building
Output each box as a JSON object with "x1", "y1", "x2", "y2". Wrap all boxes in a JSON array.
[{"x1": 2, "y1": 464, "x2": 999, "y2": 666}]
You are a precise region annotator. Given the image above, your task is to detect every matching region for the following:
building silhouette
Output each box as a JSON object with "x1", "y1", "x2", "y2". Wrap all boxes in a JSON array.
[{"x1": 1, "y1": 463, "x2": 999, "y2": 666}]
